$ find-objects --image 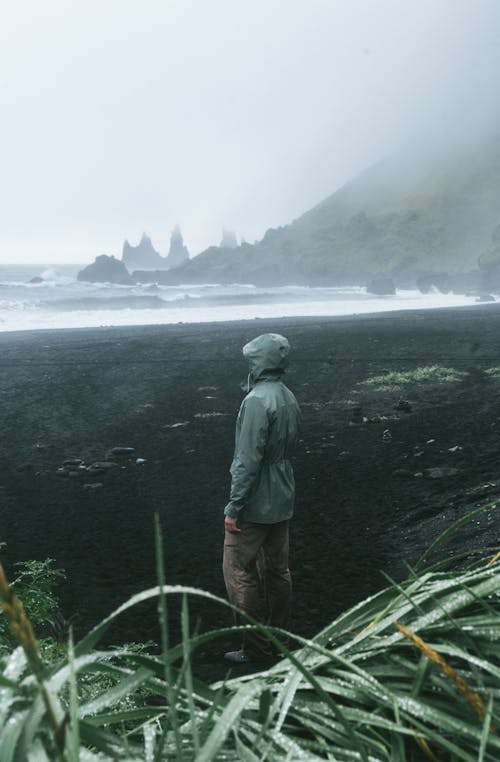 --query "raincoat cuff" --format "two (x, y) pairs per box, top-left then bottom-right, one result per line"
(224, 503), (240, 518)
